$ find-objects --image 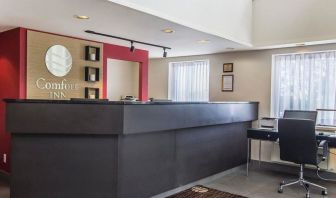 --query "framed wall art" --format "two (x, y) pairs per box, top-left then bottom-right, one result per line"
(223, 63), (233, 72)
(222, 75), (234, 92)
